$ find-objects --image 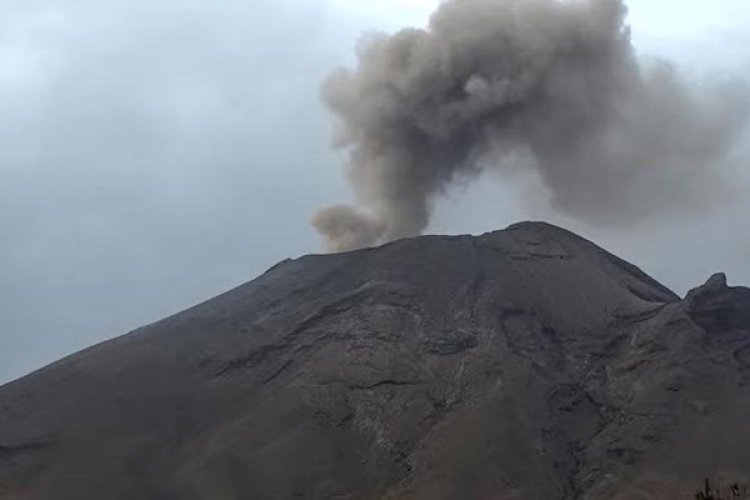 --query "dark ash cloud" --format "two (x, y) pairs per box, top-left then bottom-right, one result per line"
(315, 0), (749, 251)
